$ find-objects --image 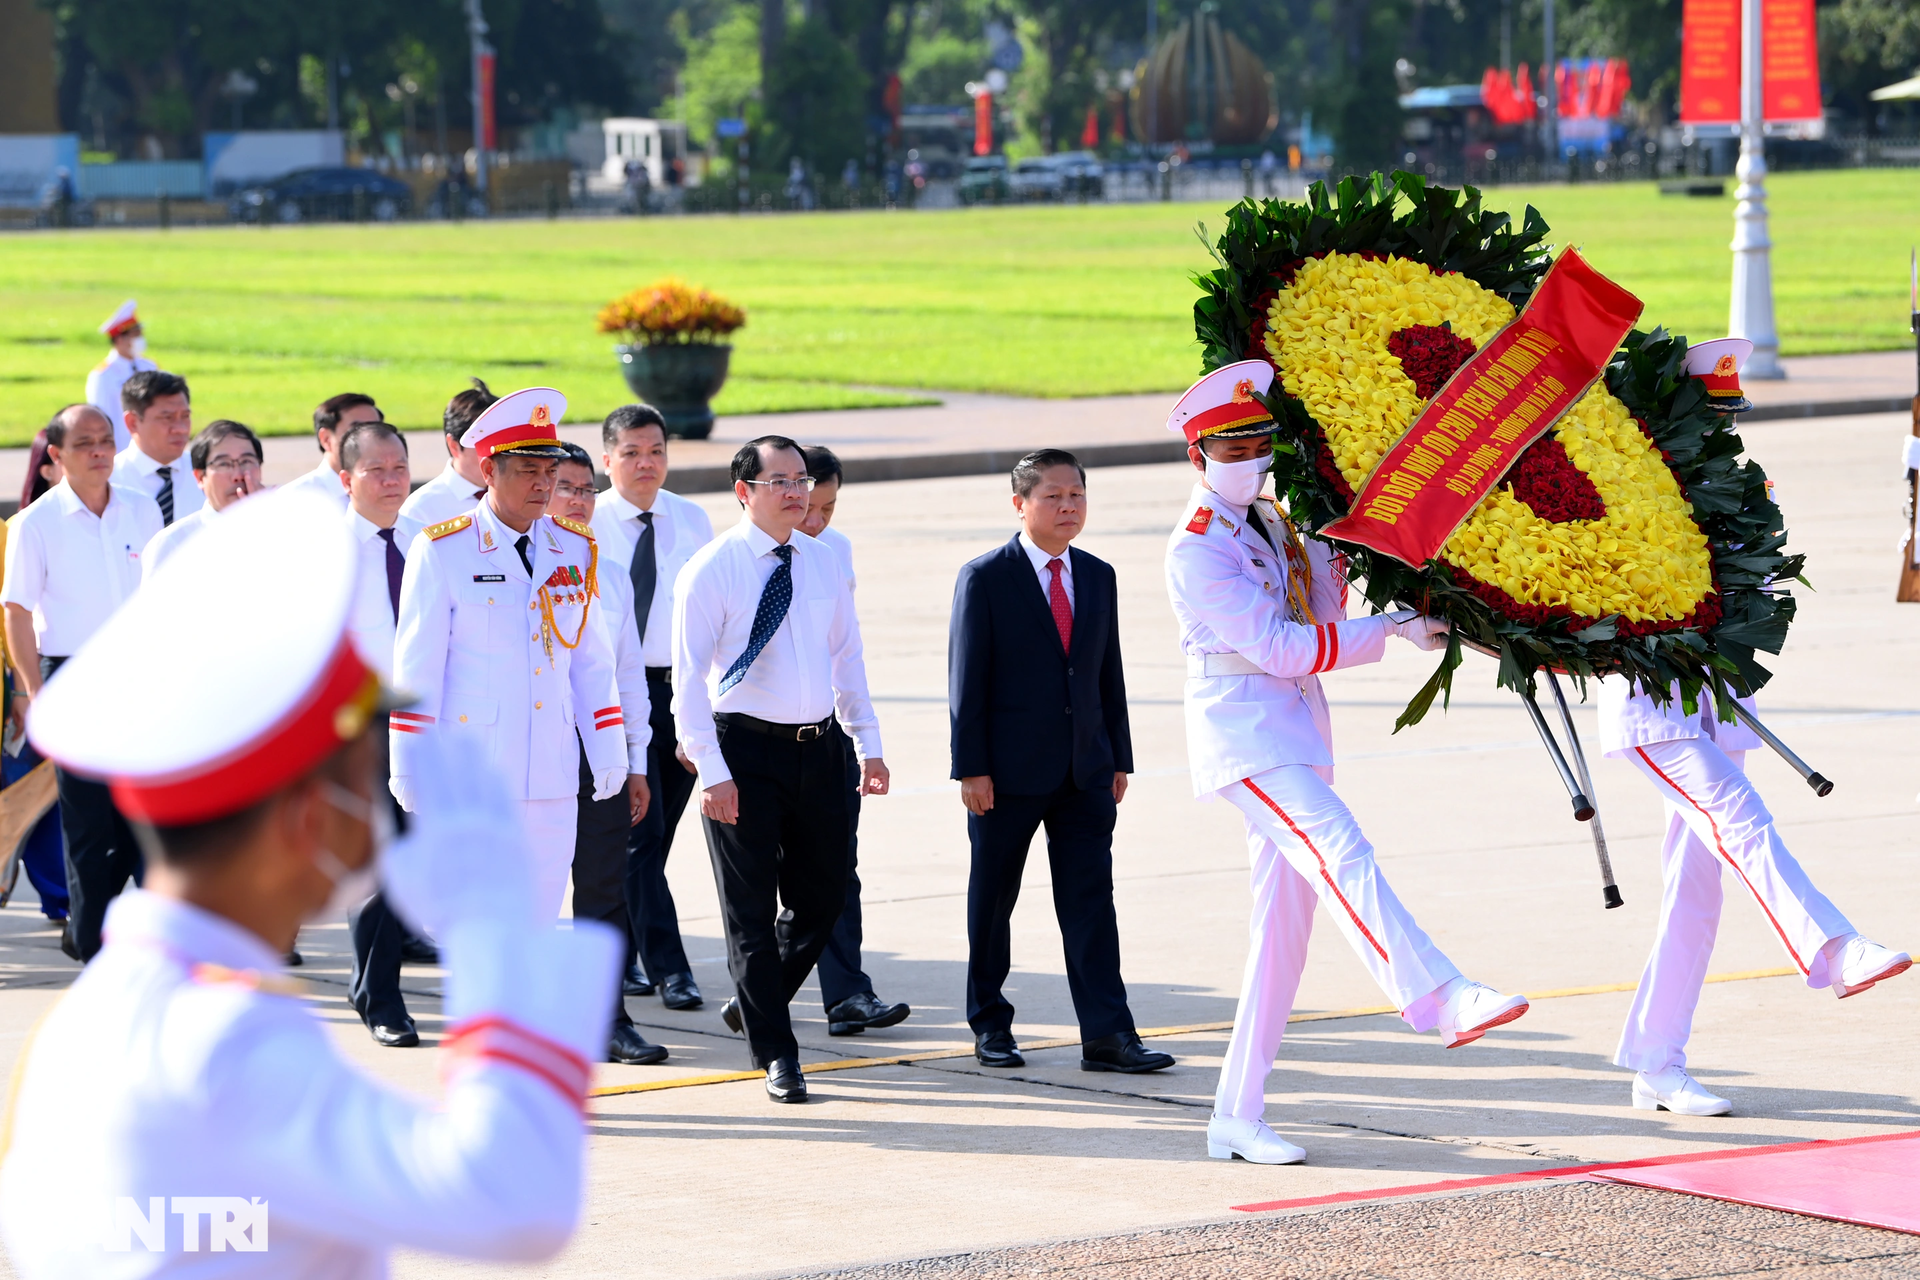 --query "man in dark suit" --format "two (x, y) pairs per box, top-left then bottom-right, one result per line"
(949, 448), (1174, 1075)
